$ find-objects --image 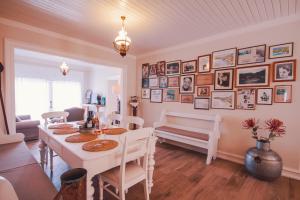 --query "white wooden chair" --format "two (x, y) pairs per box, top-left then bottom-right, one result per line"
(99, 127), (153, 200)
(124, 116), (144, 130)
